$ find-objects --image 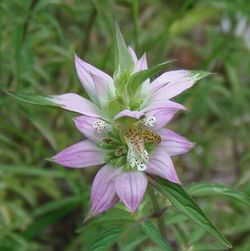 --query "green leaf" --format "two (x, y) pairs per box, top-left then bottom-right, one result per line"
(190, 243), (226, 251)
(0, 164), (64, 178)
(32, 196), (83, 217)
(122, 234), (147, 251)
(149, 176), (232, 248)
(187, 226), (206, 245)
(127, 61), (173, 96)
(114, 23), (134, 75)
(93, 0), (114, 37)
(22, 204), (77, 239)
(5, 91), (56, 107)
(140, 221), (173, 251)
(21, 106), (57, 149)
(187, 182), (250, 206)
(187, 70), (213, 80)
(82, 208), (135, 228)
(85, 226), (125, 251)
